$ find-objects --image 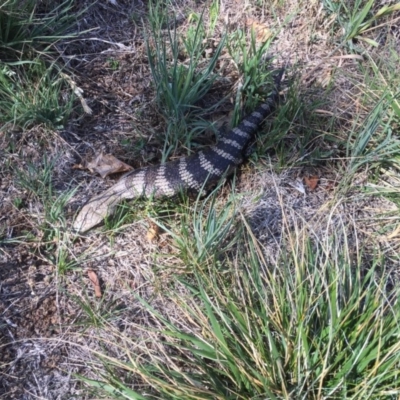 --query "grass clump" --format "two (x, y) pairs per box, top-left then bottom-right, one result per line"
(0, 0), (81, 129)
(322, 0), (400, 48)
(79, 193), (400, 399)
(147, 4), (226, 159)
(13, 154), (78, 273)
(346, 96), (400, 177)
(0, 0), (78, 61)
(227, 28), (275, 120)
(0, 61), (75, 129)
